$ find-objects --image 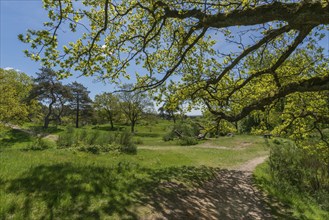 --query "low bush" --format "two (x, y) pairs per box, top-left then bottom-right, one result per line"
(85, 131), (100, 145)
(117, 131), (137, 154)
(79, 144), (101, 154)
(57, 127), (76, 148)
(163, 133), (174, 142)
(254, 163), (329, 219)
(163, 121), (200, 146)
(26, 138), (55, 151)
(57, 128), (137, 154)
(179, 136), (198, 146)
(77, 144), (118, 154)
(269, 139), (329, 192)
(134, 138), (143, 145)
